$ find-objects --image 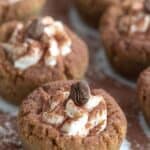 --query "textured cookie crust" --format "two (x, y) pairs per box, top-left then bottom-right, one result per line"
(74, 0), (130, 27)
(0, 0), (46, 24)
(100, 5), (150, 78)
(0, 112), (22, 150)
(18, 81), (127, 150)
(137, 67), (150, 126)
(0, 21), (89, 104)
